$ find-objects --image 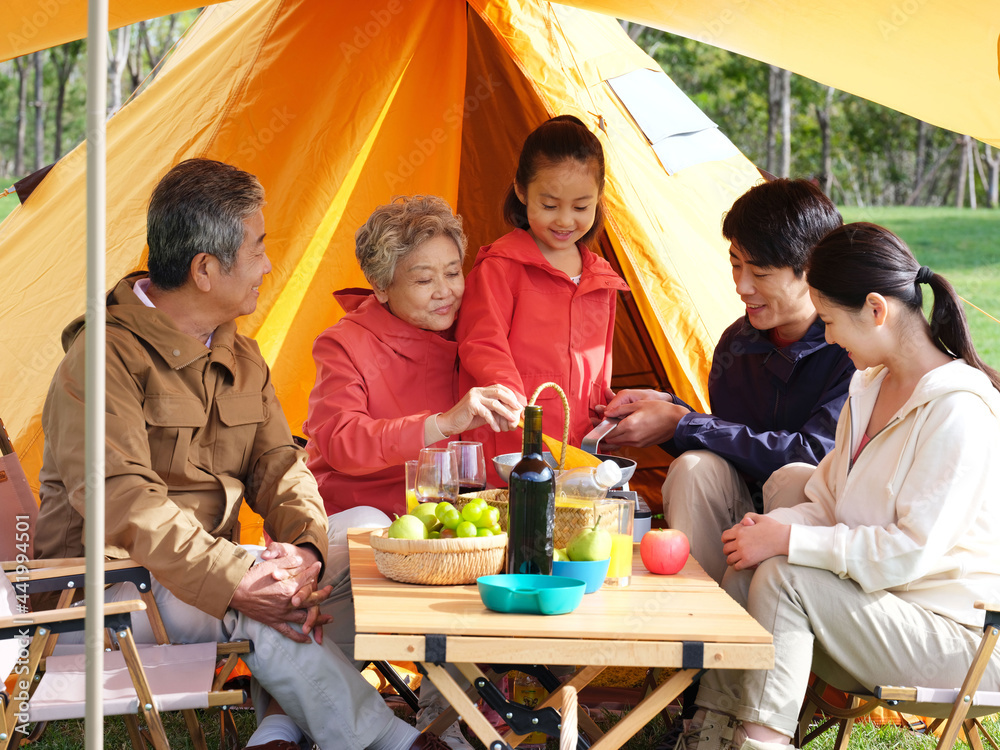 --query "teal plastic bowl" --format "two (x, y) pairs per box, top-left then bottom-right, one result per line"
(477, 574), (585, 615)
(552, 558), (610, 594)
